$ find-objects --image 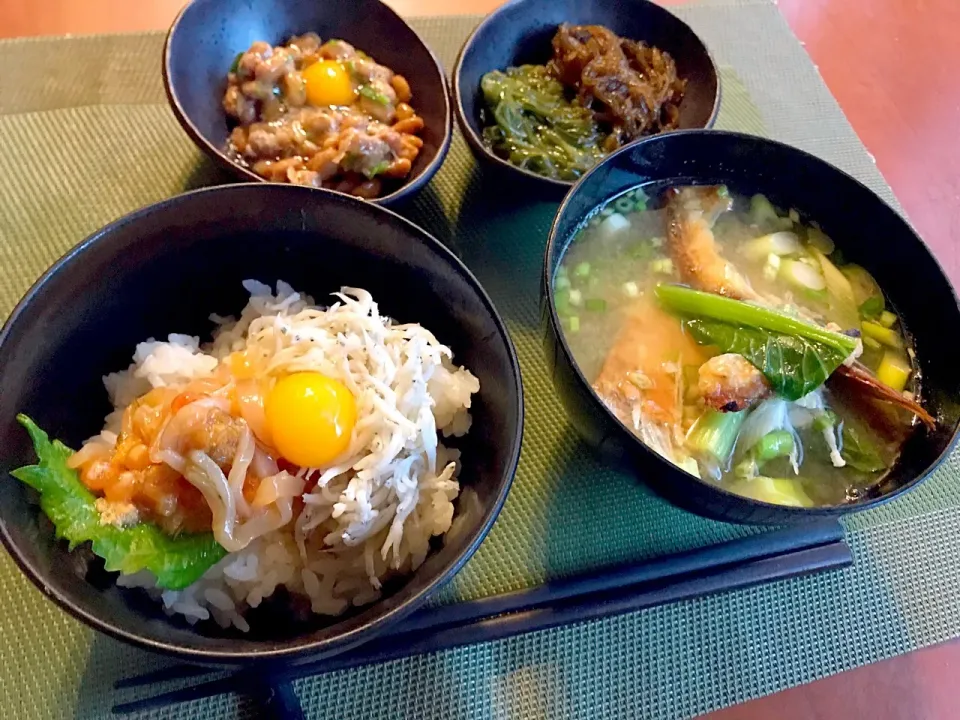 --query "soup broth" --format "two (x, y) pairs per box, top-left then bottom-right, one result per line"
(555, 184), (925, 507)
